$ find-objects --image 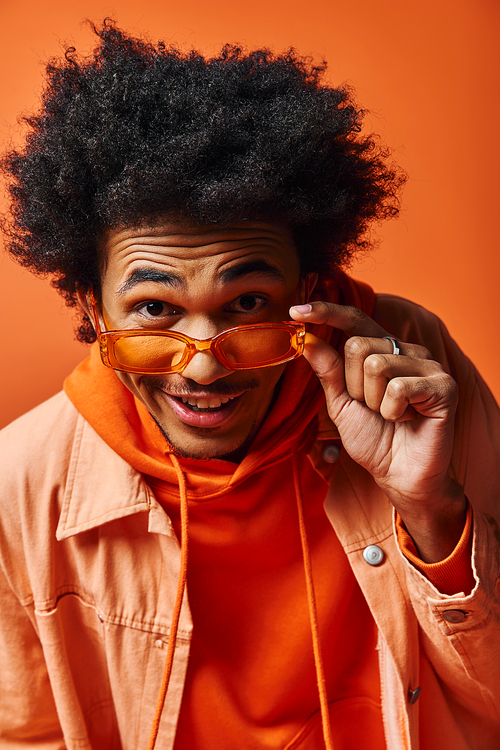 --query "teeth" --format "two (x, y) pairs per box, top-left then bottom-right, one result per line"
(181, 396), (233, 409)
